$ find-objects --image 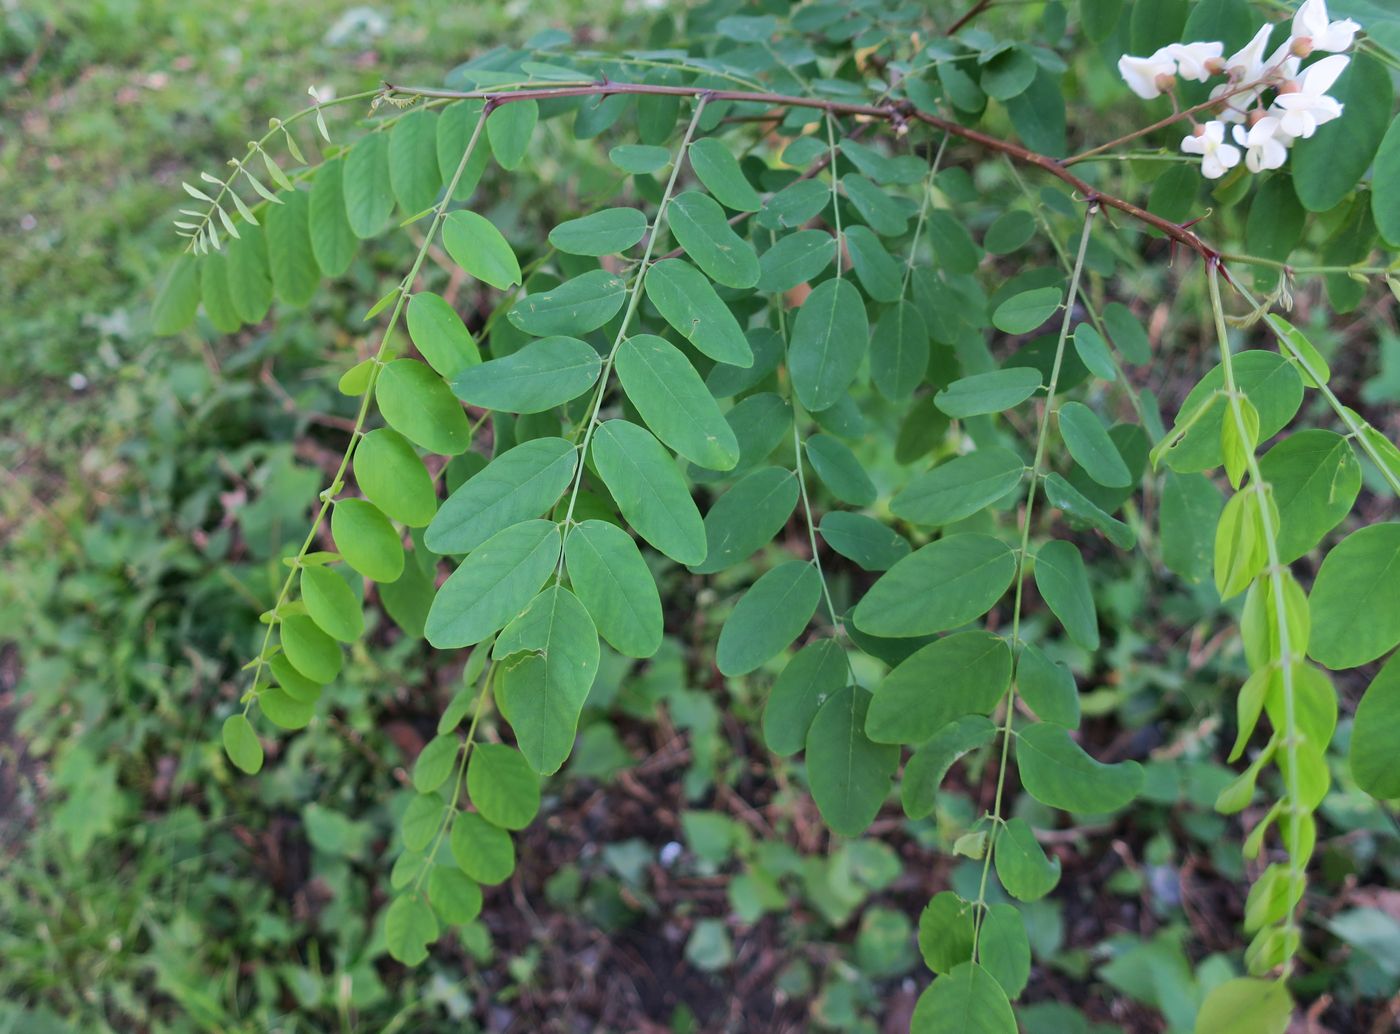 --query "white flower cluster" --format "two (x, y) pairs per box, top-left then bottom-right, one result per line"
(1116, 0), (1361, 179)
